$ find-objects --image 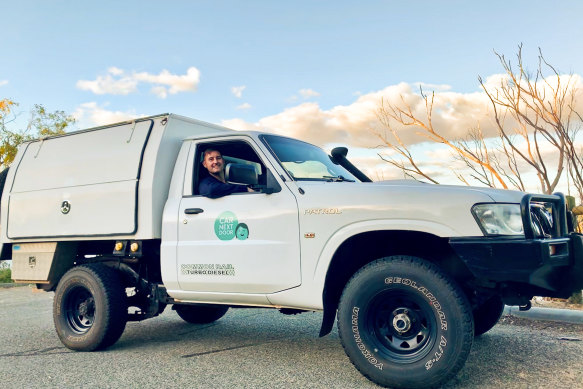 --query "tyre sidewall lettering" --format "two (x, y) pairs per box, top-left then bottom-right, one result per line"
(347, 271), (452, 374)
(384, 276), (448, 331)
(382, 275), (450, 371)
(338, 257), (473, 388)
(351, 306), (384, 370)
